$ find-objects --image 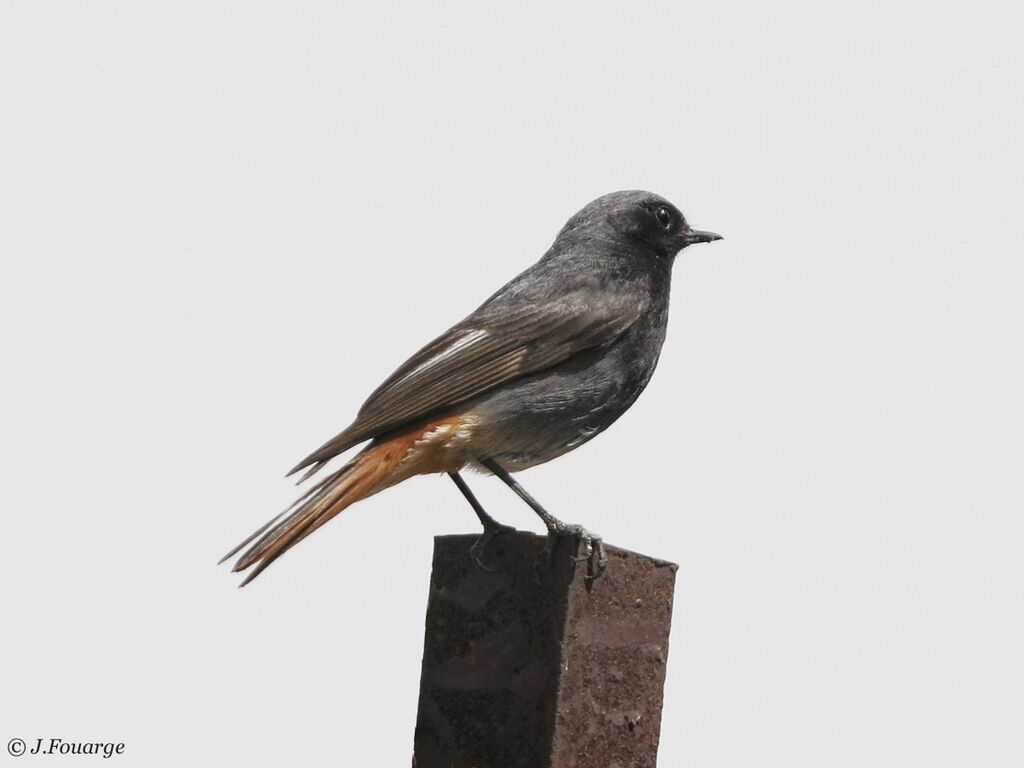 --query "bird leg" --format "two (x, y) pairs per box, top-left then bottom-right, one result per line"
(480, 457), (608, 582)
(448, 471), (516, 572)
